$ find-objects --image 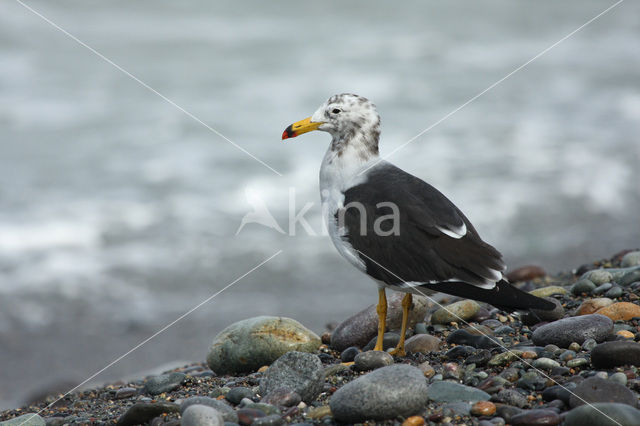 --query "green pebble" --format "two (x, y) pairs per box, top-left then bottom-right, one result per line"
(567, 358), (589, 368)
(571, 279), (596, 295)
